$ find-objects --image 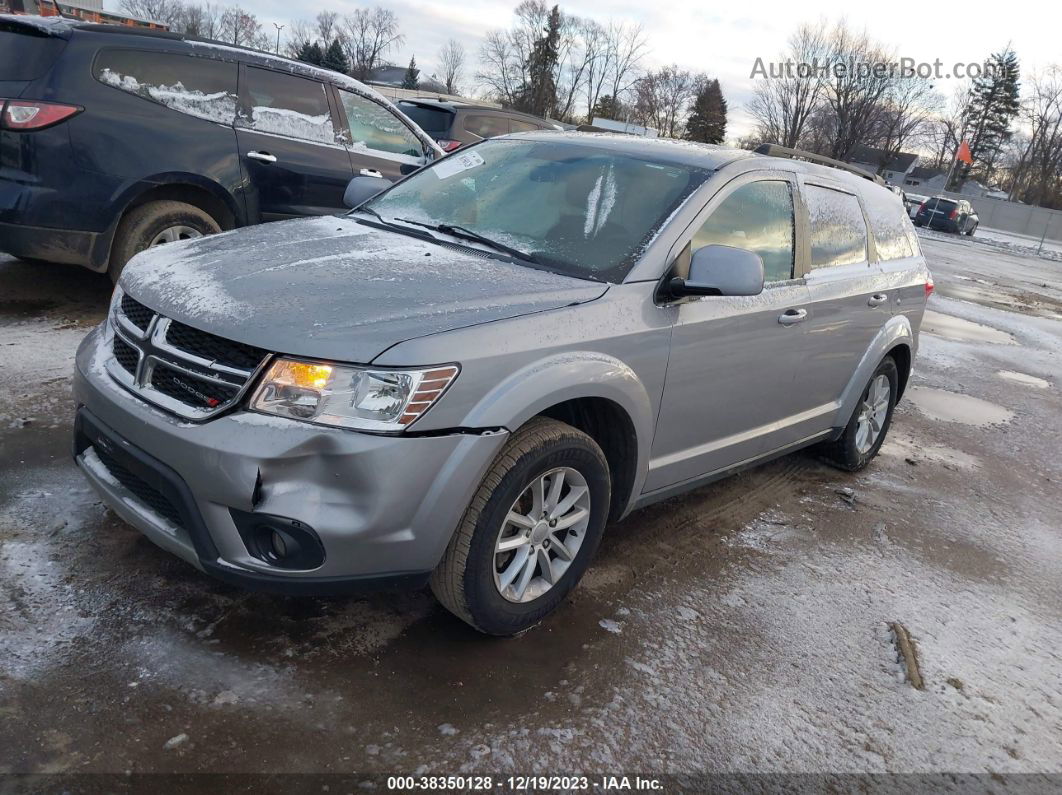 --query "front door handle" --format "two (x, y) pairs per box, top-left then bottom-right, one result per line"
(247, 151), (277, 163)
(867, 293), (889, 307)
(778, 308), (808, 326)
(359, 168), (383, 178)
